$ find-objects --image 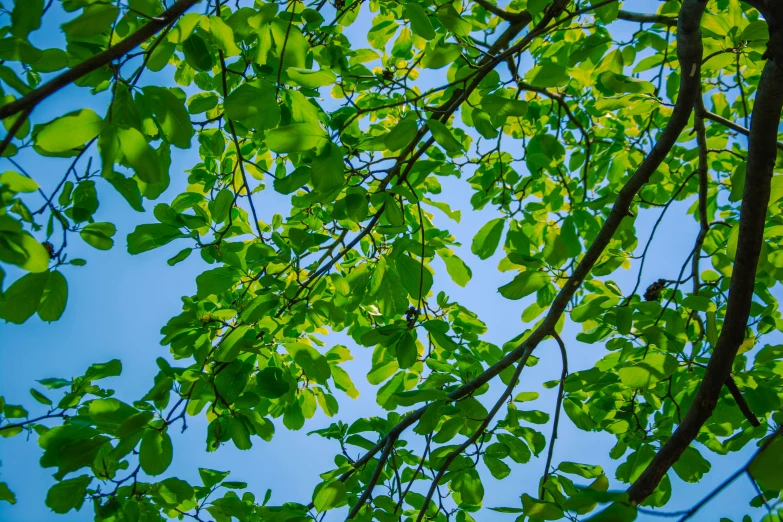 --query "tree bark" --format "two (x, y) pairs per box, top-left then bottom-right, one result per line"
(627, 56), (783, 506)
